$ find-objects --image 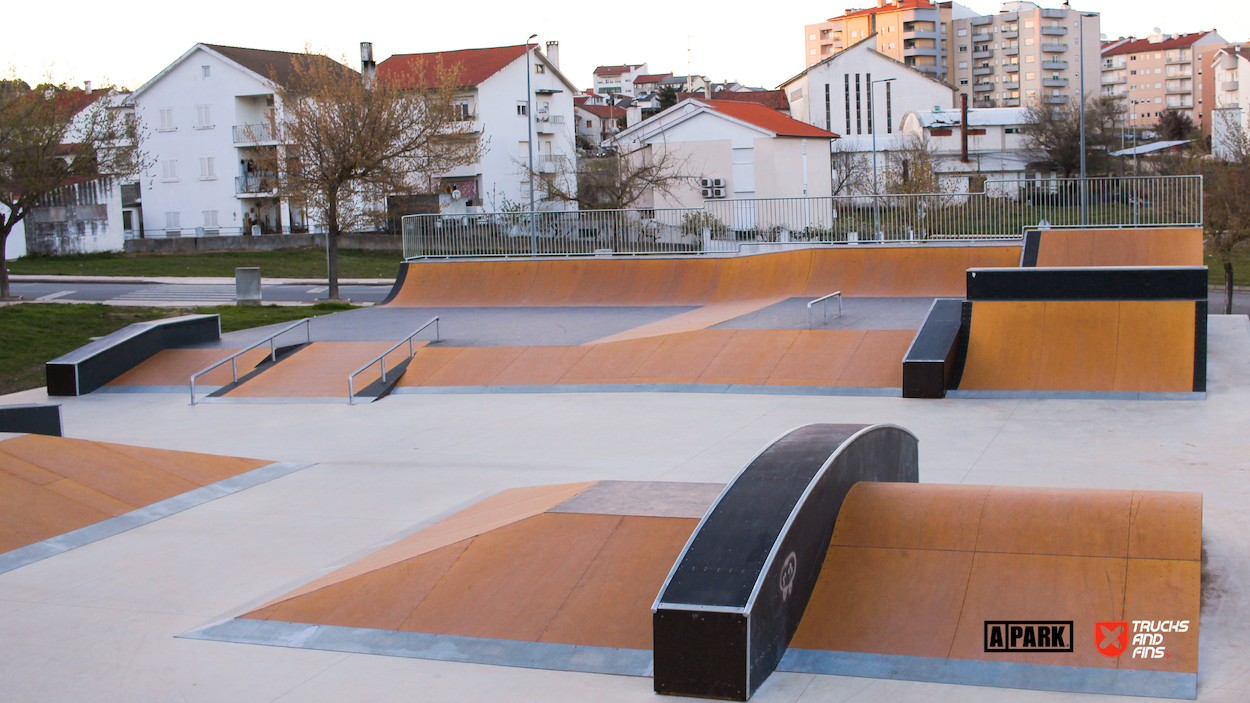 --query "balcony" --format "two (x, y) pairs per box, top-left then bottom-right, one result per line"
(1041, 44), (1067, 53)
(1004, 64), (1020, 73)
(1044, 95), (1070, 104)
(1166, 82), (1193, 95)
(974, 83), (995, 92)
(232, 123), (277, 144)
(1224, 81), (1240, 92)
(1002, 31), (1019, 39)
(1040, 7), (1068, 17)
(1102, 74), (1127, 85)
(970, 16), (993, 26)
(972, 34), (992, 43)
(535, 114), (565, 134)
(1041, 27), (1068, 35)
(973, 67), (995, 76)
(235, 173), (277, 196)
(1166, 53), (1191, 65)
(1002, 80), (1021, 89)
(1003, 47), (1019, 56)
(1043, 60), (1068, 70)
(1043, 78), (1069, 87)
(903, 30), (940, 40)
(973, 51), (993, 59)
(1166, 67), (1192, 78)
(1003, 98), (1022, 106)
(537, 154), (567, 173)
(903, 46), (941, 57)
